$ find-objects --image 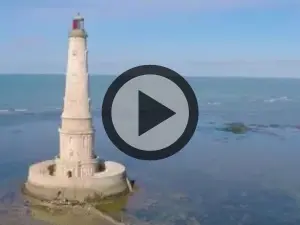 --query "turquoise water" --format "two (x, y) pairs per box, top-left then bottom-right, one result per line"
(1, 75), (300, 224)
